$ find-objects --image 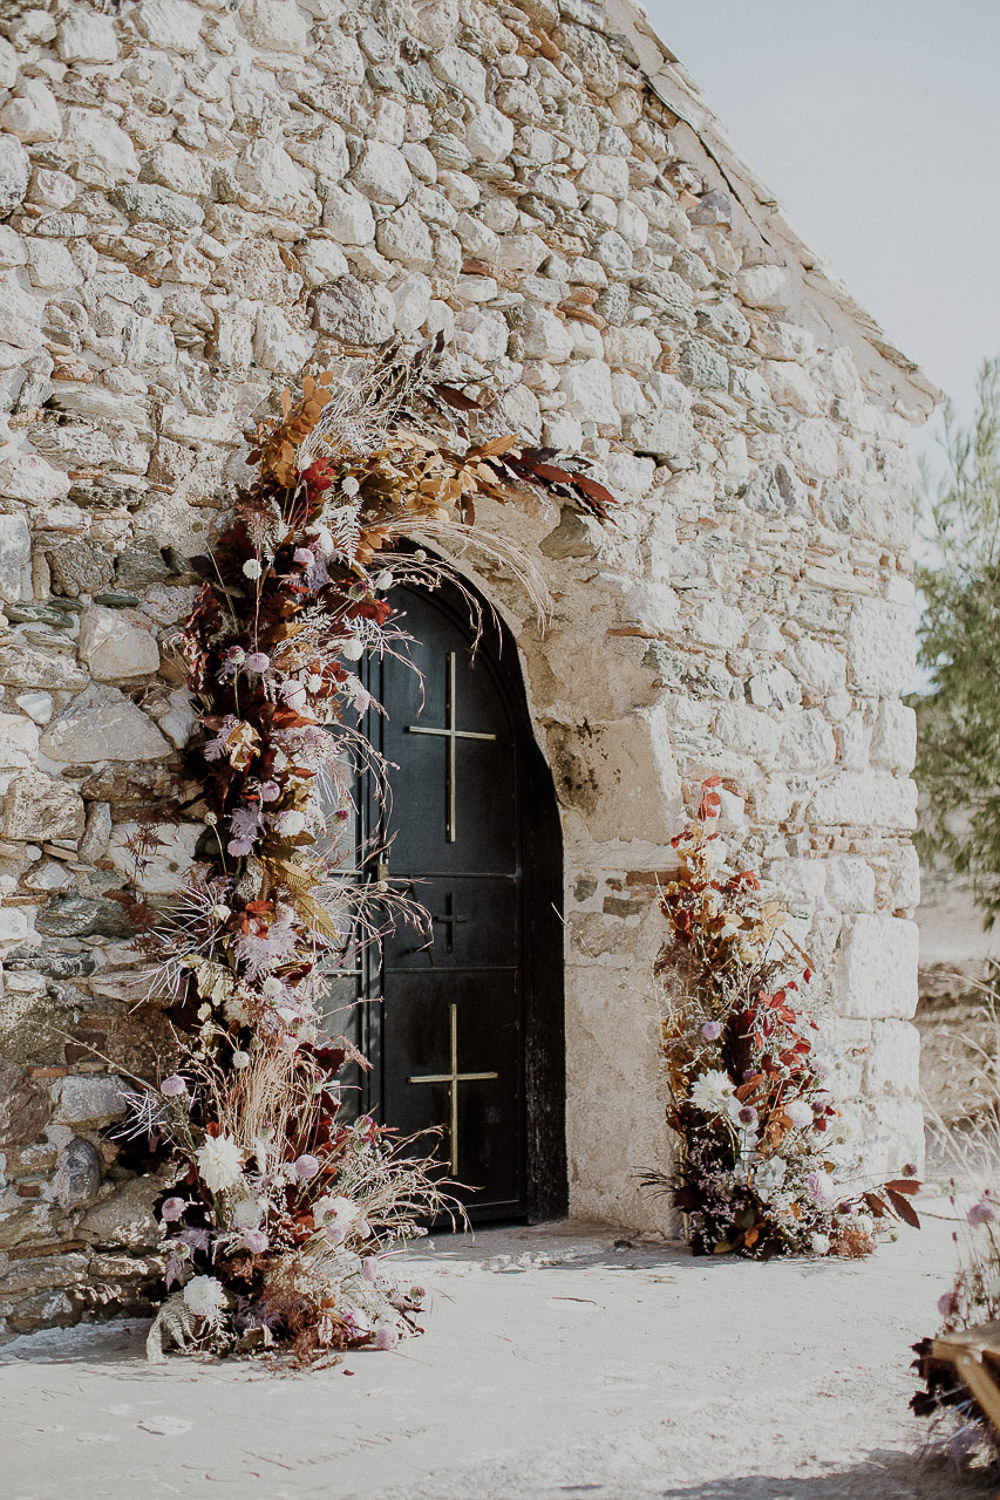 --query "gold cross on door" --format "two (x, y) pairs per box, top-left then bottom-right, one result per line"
(405, 651), (496, 842)
(407, 1002), (498, 1174)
